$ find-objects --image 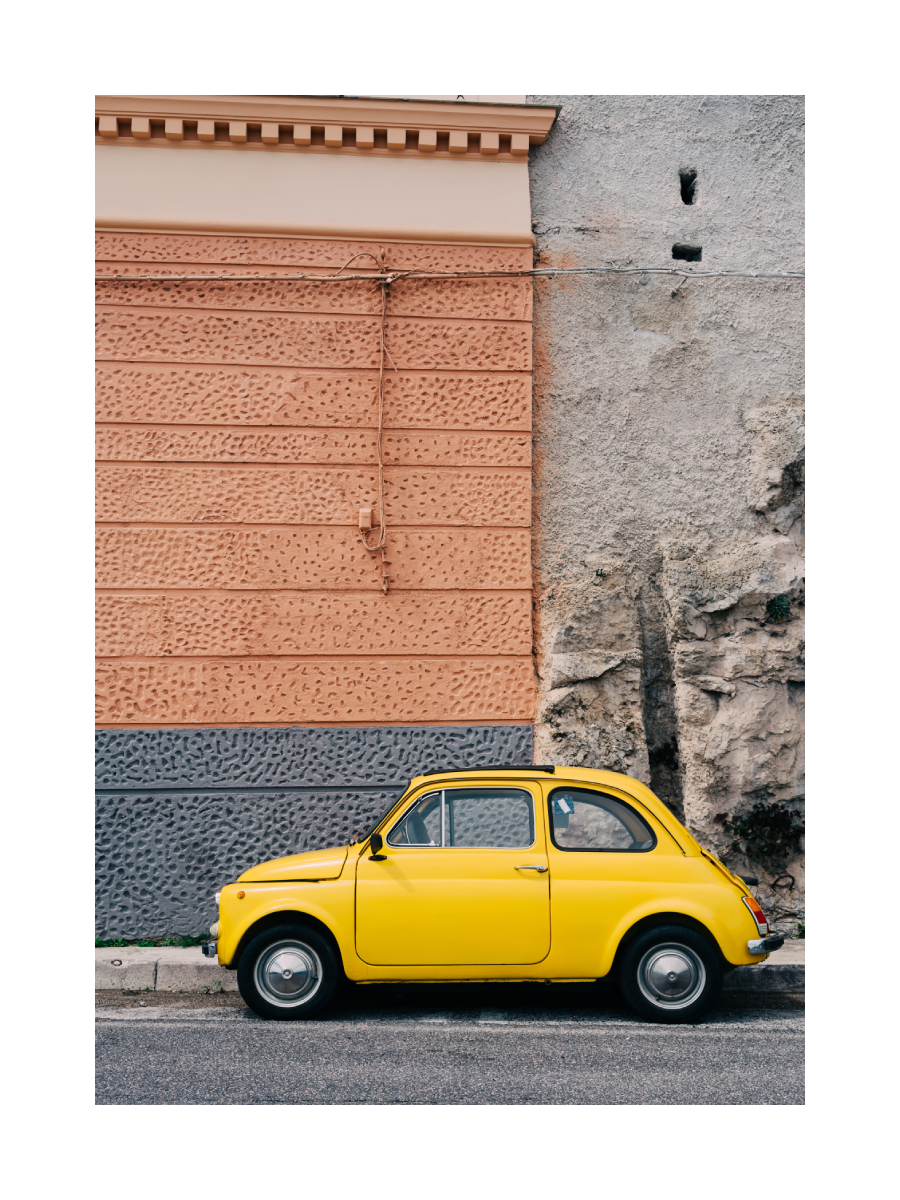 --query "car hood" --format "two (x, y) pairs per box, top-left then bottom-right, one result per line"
(237, 845), (349, 883)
